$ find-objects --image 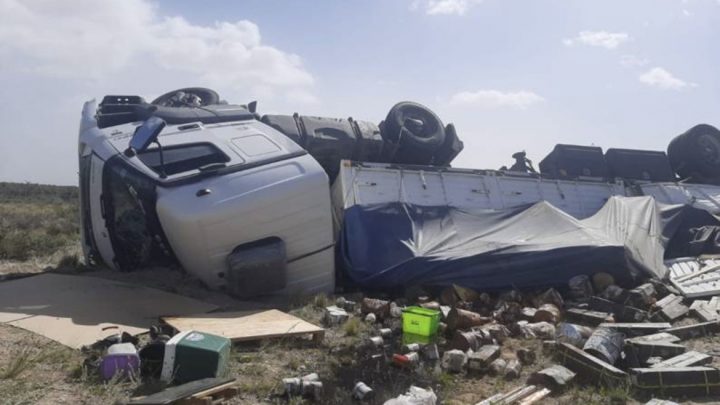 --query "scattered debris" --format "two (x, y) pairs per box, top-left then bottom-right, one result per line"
(555, 342), (628, 386)
(556, 323), (594, 347)
(648, 350), (713, 369)
(533, 303), (561, 324)
(100, 342), (140, 381)
(625, 341), (687, 367)
(568, 275), (594, 299)
(598, 322), (671, 337)
(467, 345), (500, 371)
(325, 306), (350, 326)
(446, 307), (491, 330)
(128, 377), (237, 405)
(504, 358), (522, 380)
(516, 347), (536, 365)
(441, 349), (467, 373)
(383, 386), (437, 405)
(644, 399), (679, 405)
(421, 343), (440, 360)
(689, 300), (719, 322)
(565, 308), (614, 326)
(160, 330), (232, 383)
(478, 385), (540, 405)
(365, 312), (377, 324)
(664, 320), (720, 340)
(528, 364), (576, 390)
(626, 332), (680, 345)
(369, 336), (385, 348)
(379, 327), (393, 337)
(583, 327), (624, 365)
(631, 367), (720, 396)
(362, 298), (391, 318)
(488, 358), (507, 376)
(651, 294), (689, 321)
(353, 382), (374, 400)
